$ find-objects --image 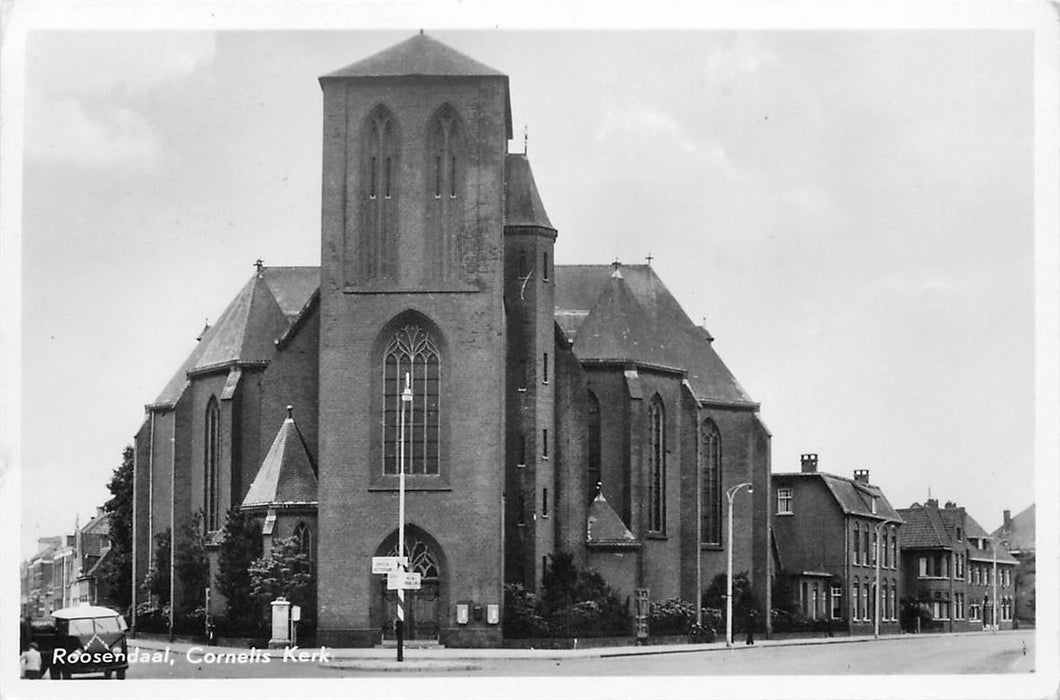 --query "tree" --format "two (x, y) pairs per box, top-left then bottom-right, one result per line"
(142, 528), (171, 605)
(216, 508), (263, 632)
(249, 536), (316, 631)
(97, 446), (133, 611)
(174, 512), (209, 617)
(703, 571), (755, 631)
